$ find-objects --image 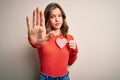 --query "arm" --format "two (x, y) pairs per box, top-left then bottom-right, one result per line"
(68, 46), (78, 66)
(68, 35), (78, 66)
